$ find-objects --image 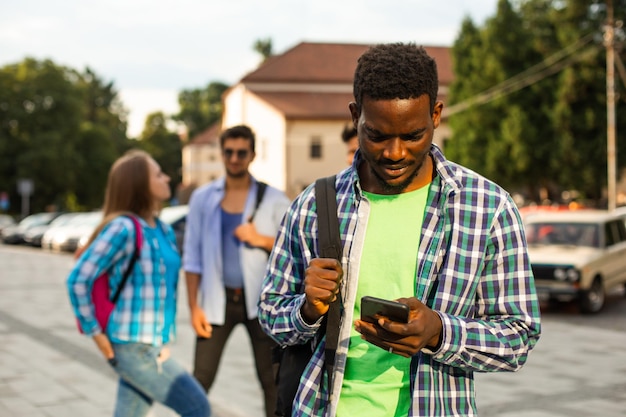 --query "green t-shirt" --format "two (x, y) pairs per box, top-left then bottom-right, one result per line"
(337, 184), (429, 417)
